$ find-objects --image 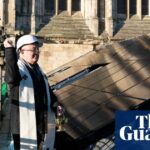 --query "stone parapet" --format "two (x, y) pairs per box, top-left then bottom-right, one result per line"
(38, 43), (93, 73)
